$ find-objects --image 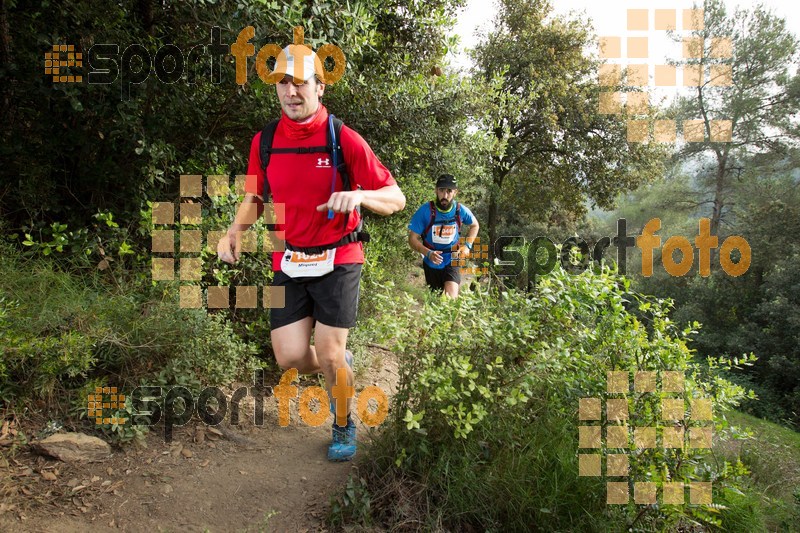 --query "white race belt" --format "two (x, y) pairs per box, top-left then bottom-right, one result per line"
(280, 248), (336, 278)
